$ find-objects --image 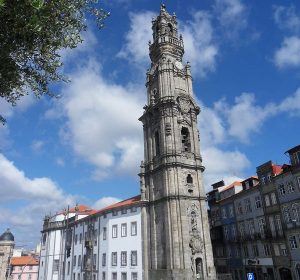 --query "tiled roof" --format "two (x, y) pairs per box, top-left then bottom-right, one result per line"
(96, 195), (141, 214)
(220, 181), (241, 192)
(58, 205), (96, 215)
(11, 256), (39, 266)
